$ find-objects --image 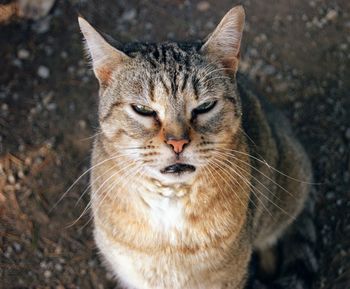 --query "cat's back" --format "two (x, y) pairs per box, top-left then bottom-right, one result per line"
(237, 73), (312, 248)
